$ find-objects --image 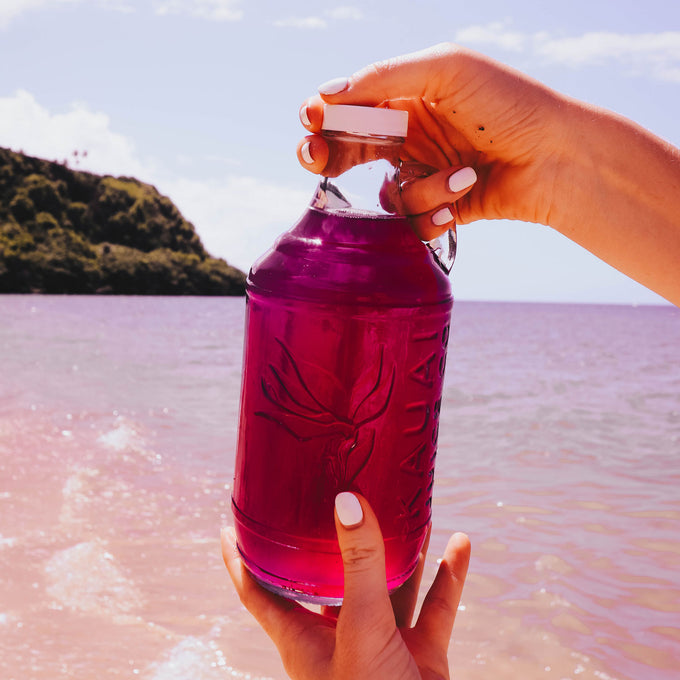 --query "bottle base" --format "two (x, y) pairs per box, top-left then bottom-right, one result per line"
(233, 507), (424, 605)
(245, 563), (345, 606)
(240, 549), (417, 606)
(232, 499), (428, 605)
(234, 534), (345, 605)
